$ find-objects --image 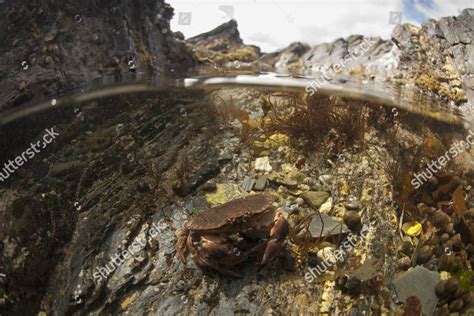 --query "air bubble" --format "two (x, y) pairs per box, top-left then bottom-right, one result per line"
(128, 59), (136, 71)
(74, 108), (82, 117)
(74, 14), (82, 23)
(51, 99), (57, 106)
(21, 61), (29, 70)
